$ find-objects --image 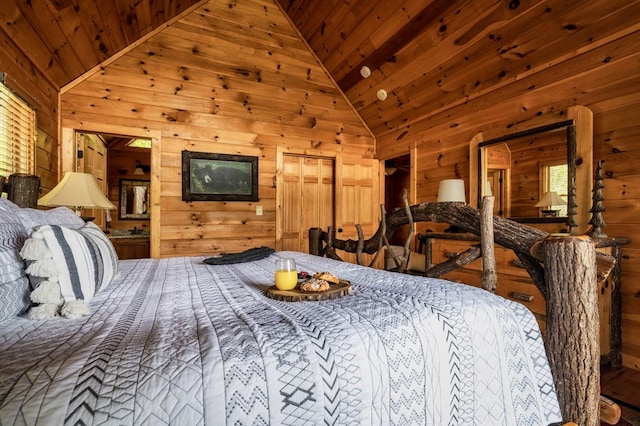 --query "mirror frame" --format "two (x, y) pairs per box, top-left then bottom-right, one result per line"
(470, 106), (593, 234)
(119, 178), (151, 220)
